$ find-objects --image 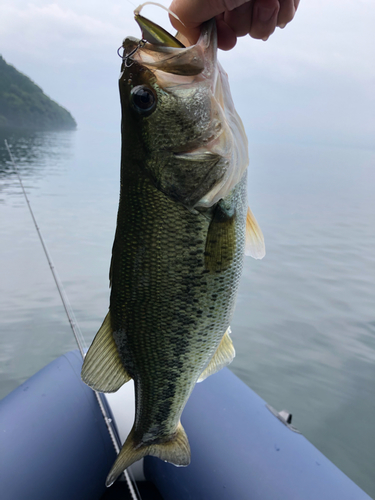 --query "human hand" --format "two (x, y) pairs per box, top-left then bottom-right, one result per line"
(169, 0), (300, 50)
